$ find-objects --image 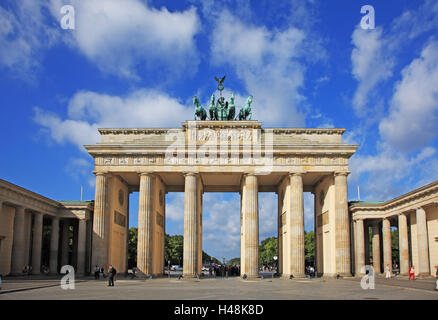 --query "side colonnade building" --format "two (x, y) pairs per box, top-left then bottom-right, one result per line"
(0, 179), (93, 276)
(350, 180), (438, 277)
